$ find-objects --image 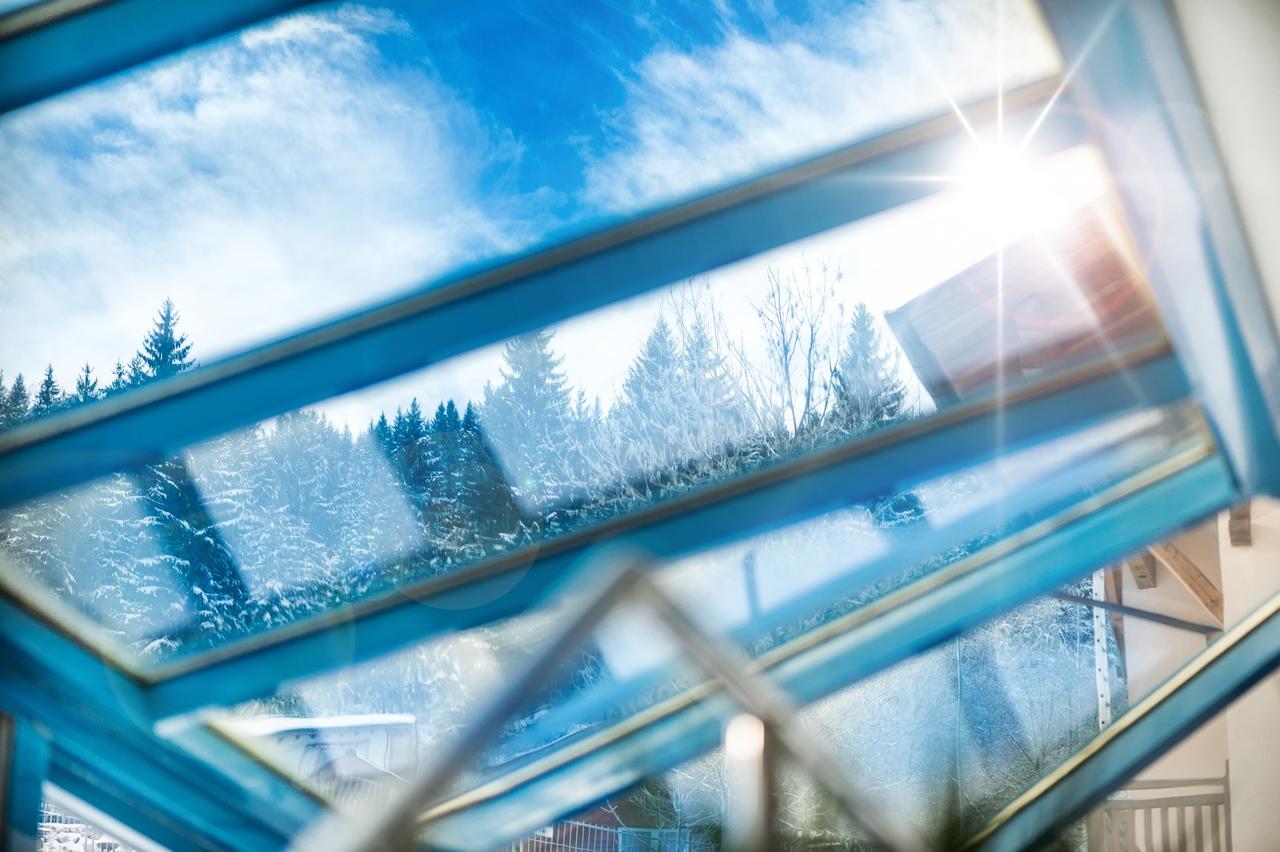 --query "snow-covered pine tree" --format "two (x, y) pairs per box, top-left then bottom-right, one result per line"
(3, 373), (27, 424)
(611, 316), (683, 470)
(136, 455), (253, 645)
(73, 363), (99, 406)
(390, 400), (431, 508)
(828, 303), (908, 437)
(370, 412), (394, 458)
(340, 428), (426, 595)
(126, 355), (149, 387)
(106, 361), (129, 395)
(138, 299), (195, 381)
(226, 411), (354, 616)
(480, 329), (584, 517)
(457, 402), (523, 557)
(31, 365), (63, 417)
(826, 303), (923, 526)
(423, 400), (469, 561)
(677, 315), (747, 459)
